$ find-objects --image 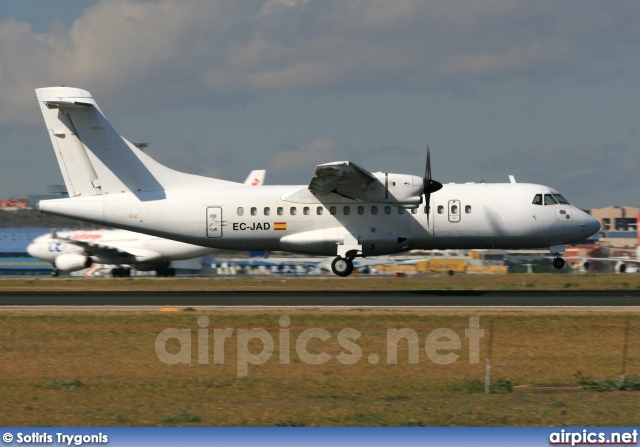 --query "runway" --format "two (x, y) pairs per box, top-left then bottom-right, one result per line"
(0, 290), (639, 307)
